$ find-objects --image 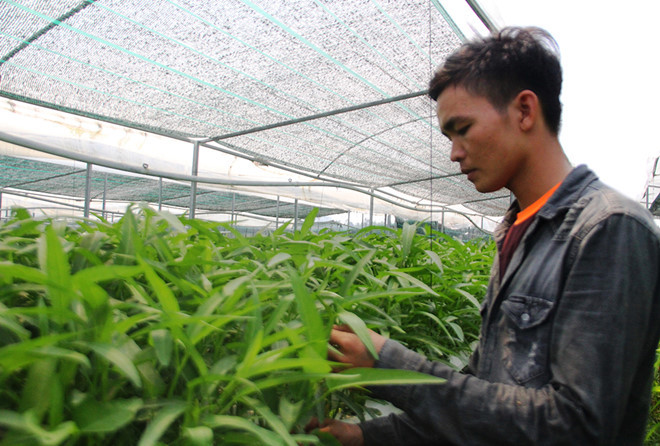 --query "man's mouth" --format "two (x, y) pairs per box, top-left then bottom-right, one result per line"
(461, 168), (476, 181)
